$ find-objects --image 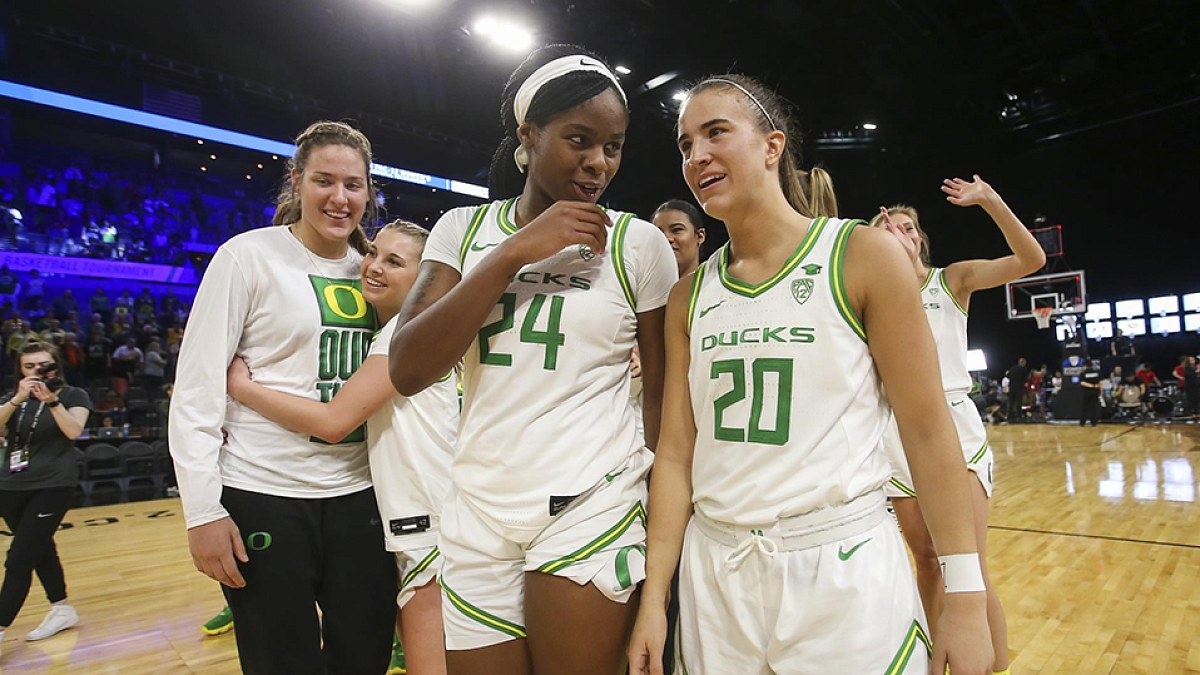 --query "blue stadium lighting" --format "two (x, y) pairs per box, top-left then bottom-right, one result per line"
(0, 79), (489, 199)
